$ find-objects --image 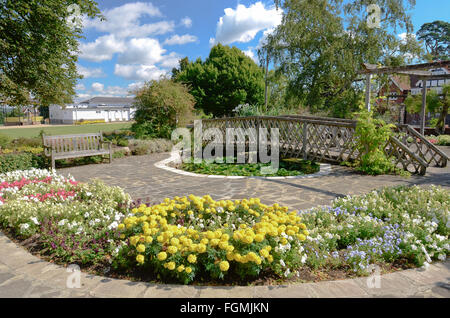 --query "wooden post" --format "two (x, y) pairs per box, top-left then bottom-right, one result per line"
(302, 122), (308, 160)
(420, 77), (427, 135)
(365, 74), (372, 111)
